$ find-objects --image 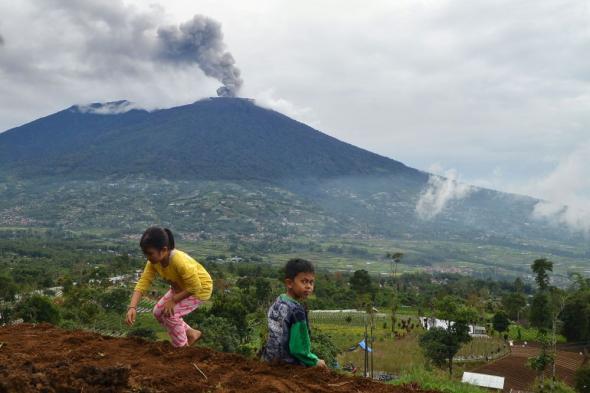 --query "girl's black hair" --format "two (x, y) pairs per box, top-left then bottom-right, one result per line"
(140, 227), (175, 251)
(284, 258), (315, 280)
